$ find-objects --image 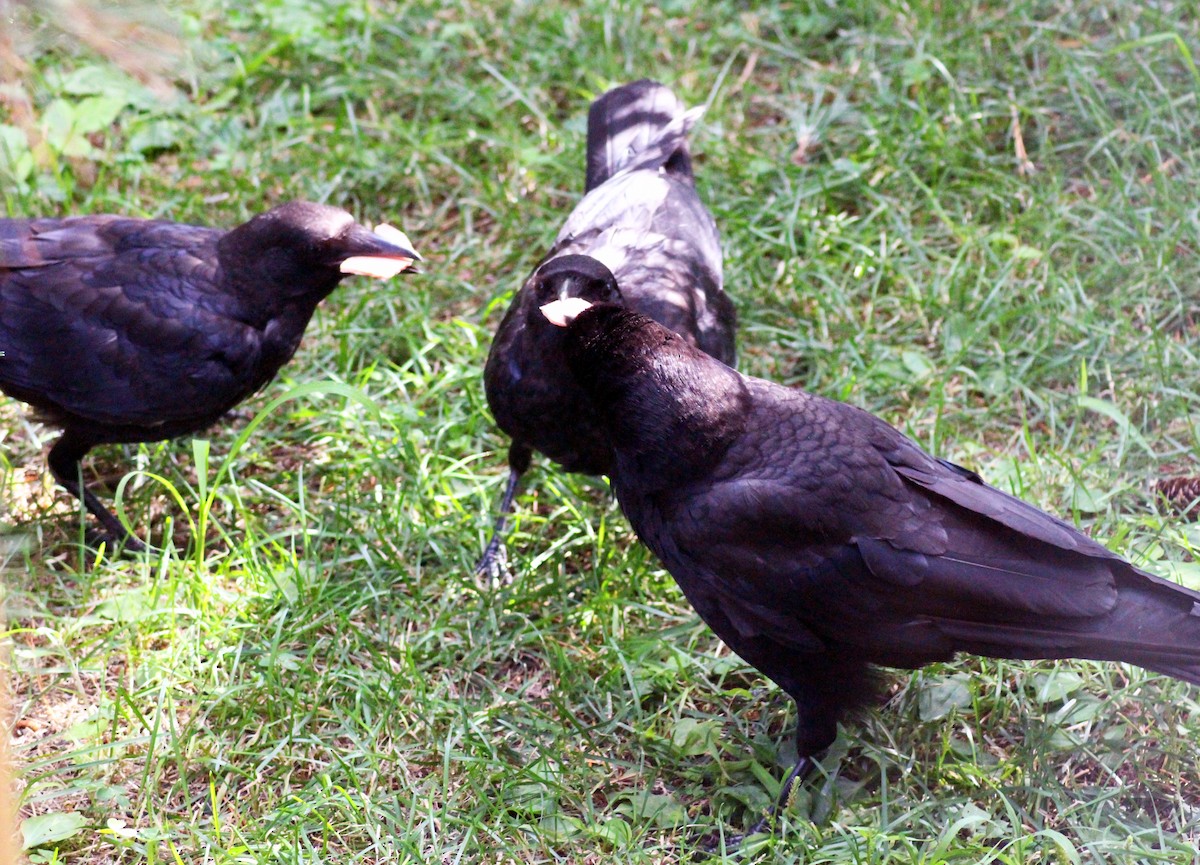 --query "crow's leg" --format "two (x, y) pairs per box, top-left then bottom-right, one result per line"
(474, 442), (531, 583)
(698, 754), (817, 855)
(747, 755), (814, 836)
(699, 674), (846, 854)
(47, 430), (145, 551)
